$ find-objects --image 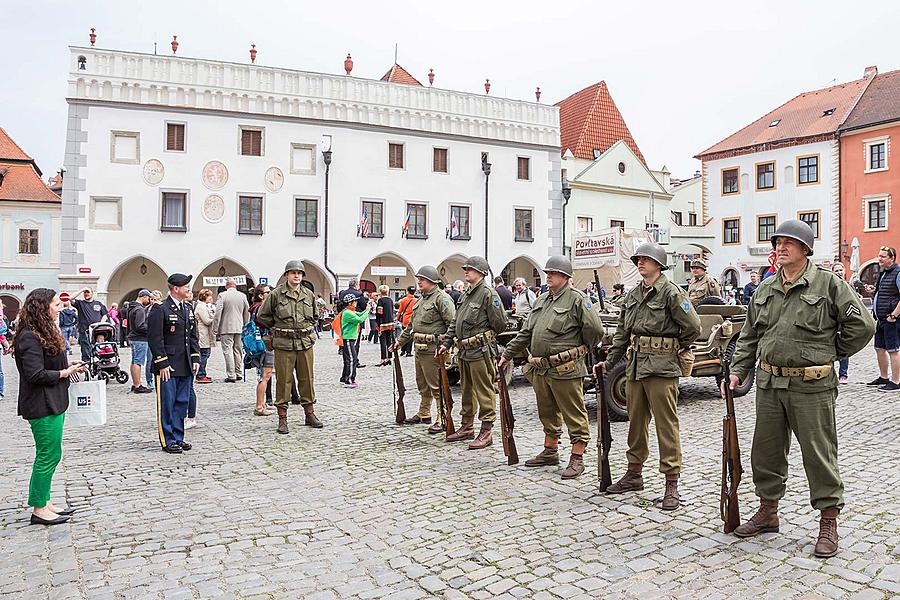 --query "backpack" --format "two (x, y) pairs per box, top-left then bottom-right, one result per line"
(242, 320), (267, 369)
